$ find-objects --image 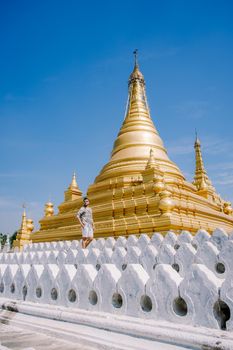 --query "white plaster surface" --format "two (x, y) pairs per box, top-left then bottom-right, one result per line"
(146, 264), (182, 322)
(157, 243), (176, 264)
(150, 232), (164, 247)
(1, 229), (233, 332)
(0, 311), (199, 350)
(210, 228), (229, 250)
(192, 229), (210, 249)
(139, 244), (158, 276)
(174, 243), (196, 277)
(179, 264), (223, 329)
